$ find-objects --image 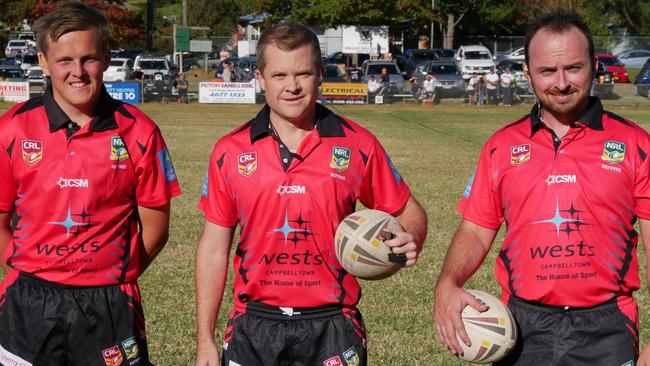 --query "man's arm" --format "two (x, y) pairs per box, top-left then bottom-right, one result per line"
(433, 219), (497, 355)
(195, 221), (234, 366)
(137, 204), (170, 274)
(0, 212), (11, 274)
(637, 218), (650, 366)
(383, 195), (428, 267)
